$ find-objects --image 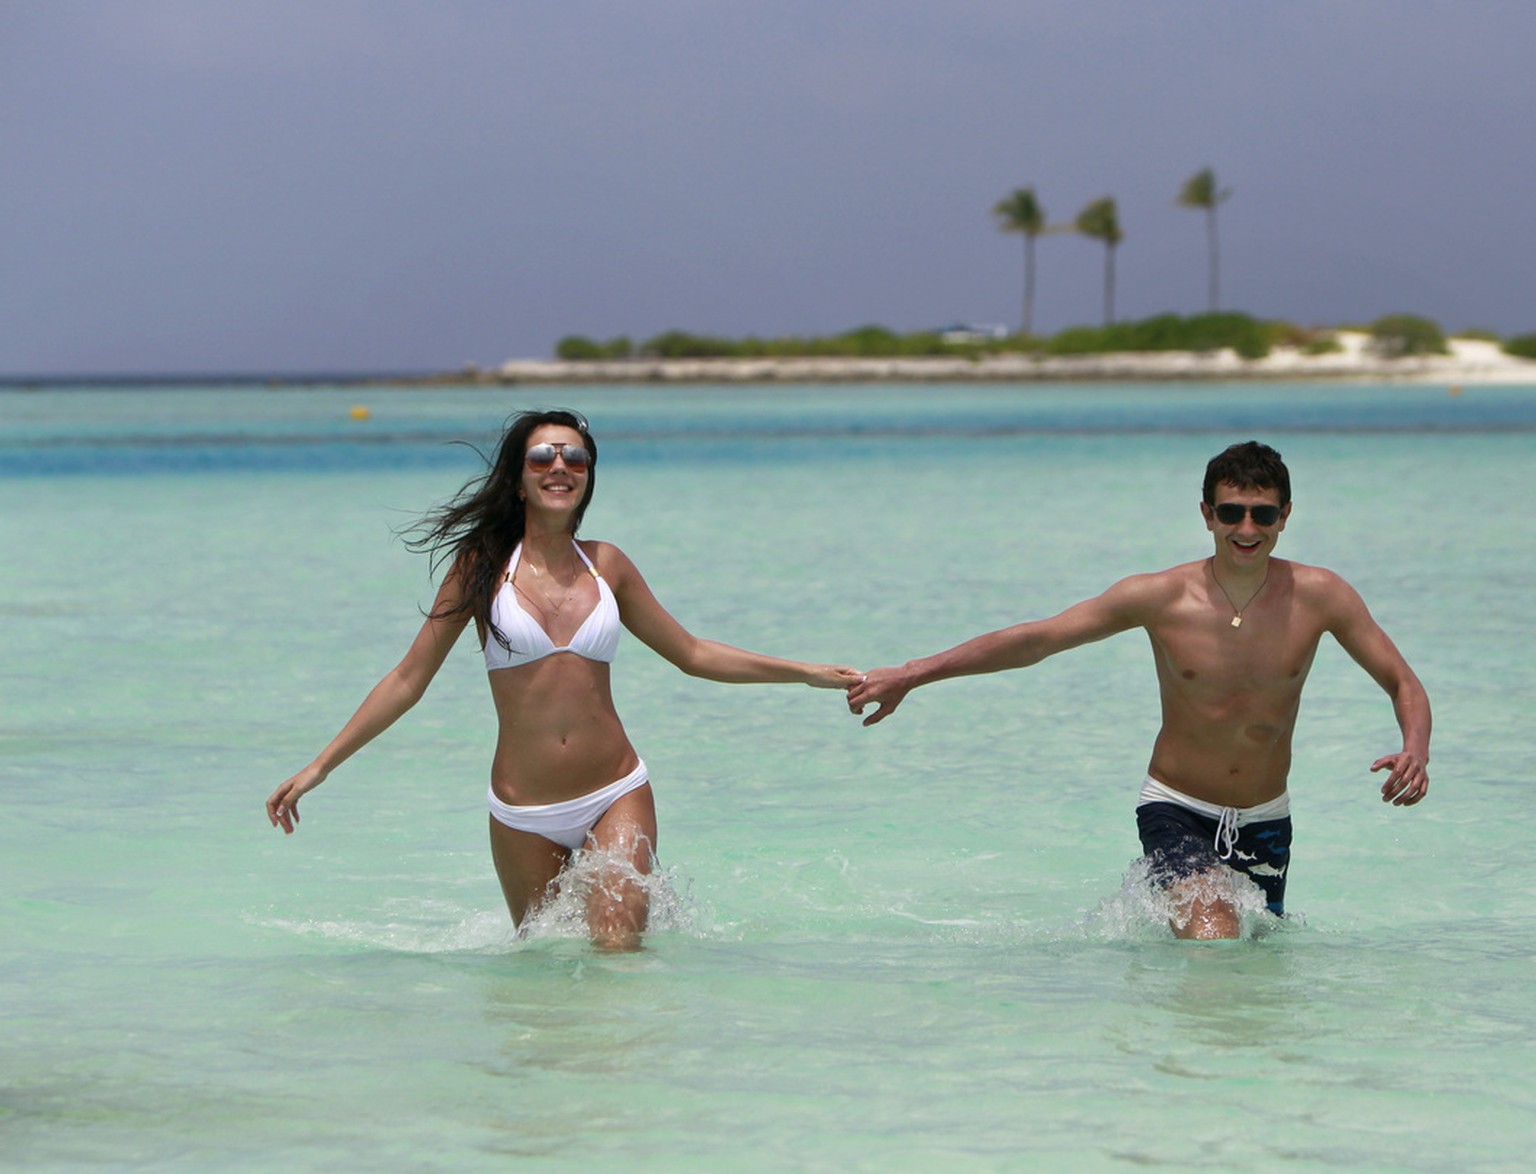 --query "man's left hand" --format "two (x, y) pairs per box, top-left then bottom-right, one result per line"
(1371, 752), (1429, 806)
